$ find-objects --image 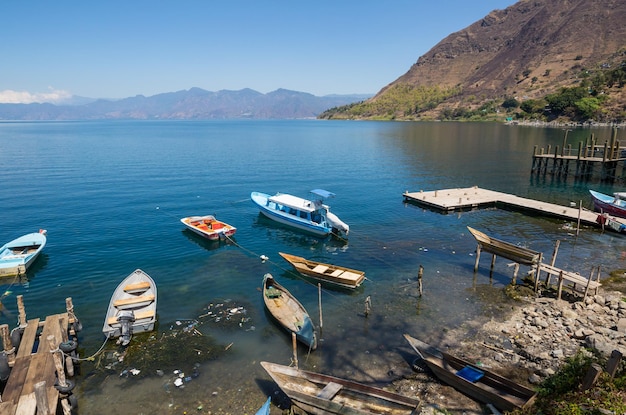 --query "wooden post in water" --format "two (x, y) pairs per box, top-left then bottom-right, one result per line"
(0, 324), (15, 366)
(557, 271), (564, 301)
(490, 254), (496, 277)
(364, 296), (371, 317)
(577, 201), (582, 236)
(473, 245), (482, 272)
(17, 295), (27, 327)
(511, 263), (520, 285)
(544, 240), (560, 286)
(318, 283), (323, 332)
(291, 332), (298, 369)
(417, 265), (423, 297)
